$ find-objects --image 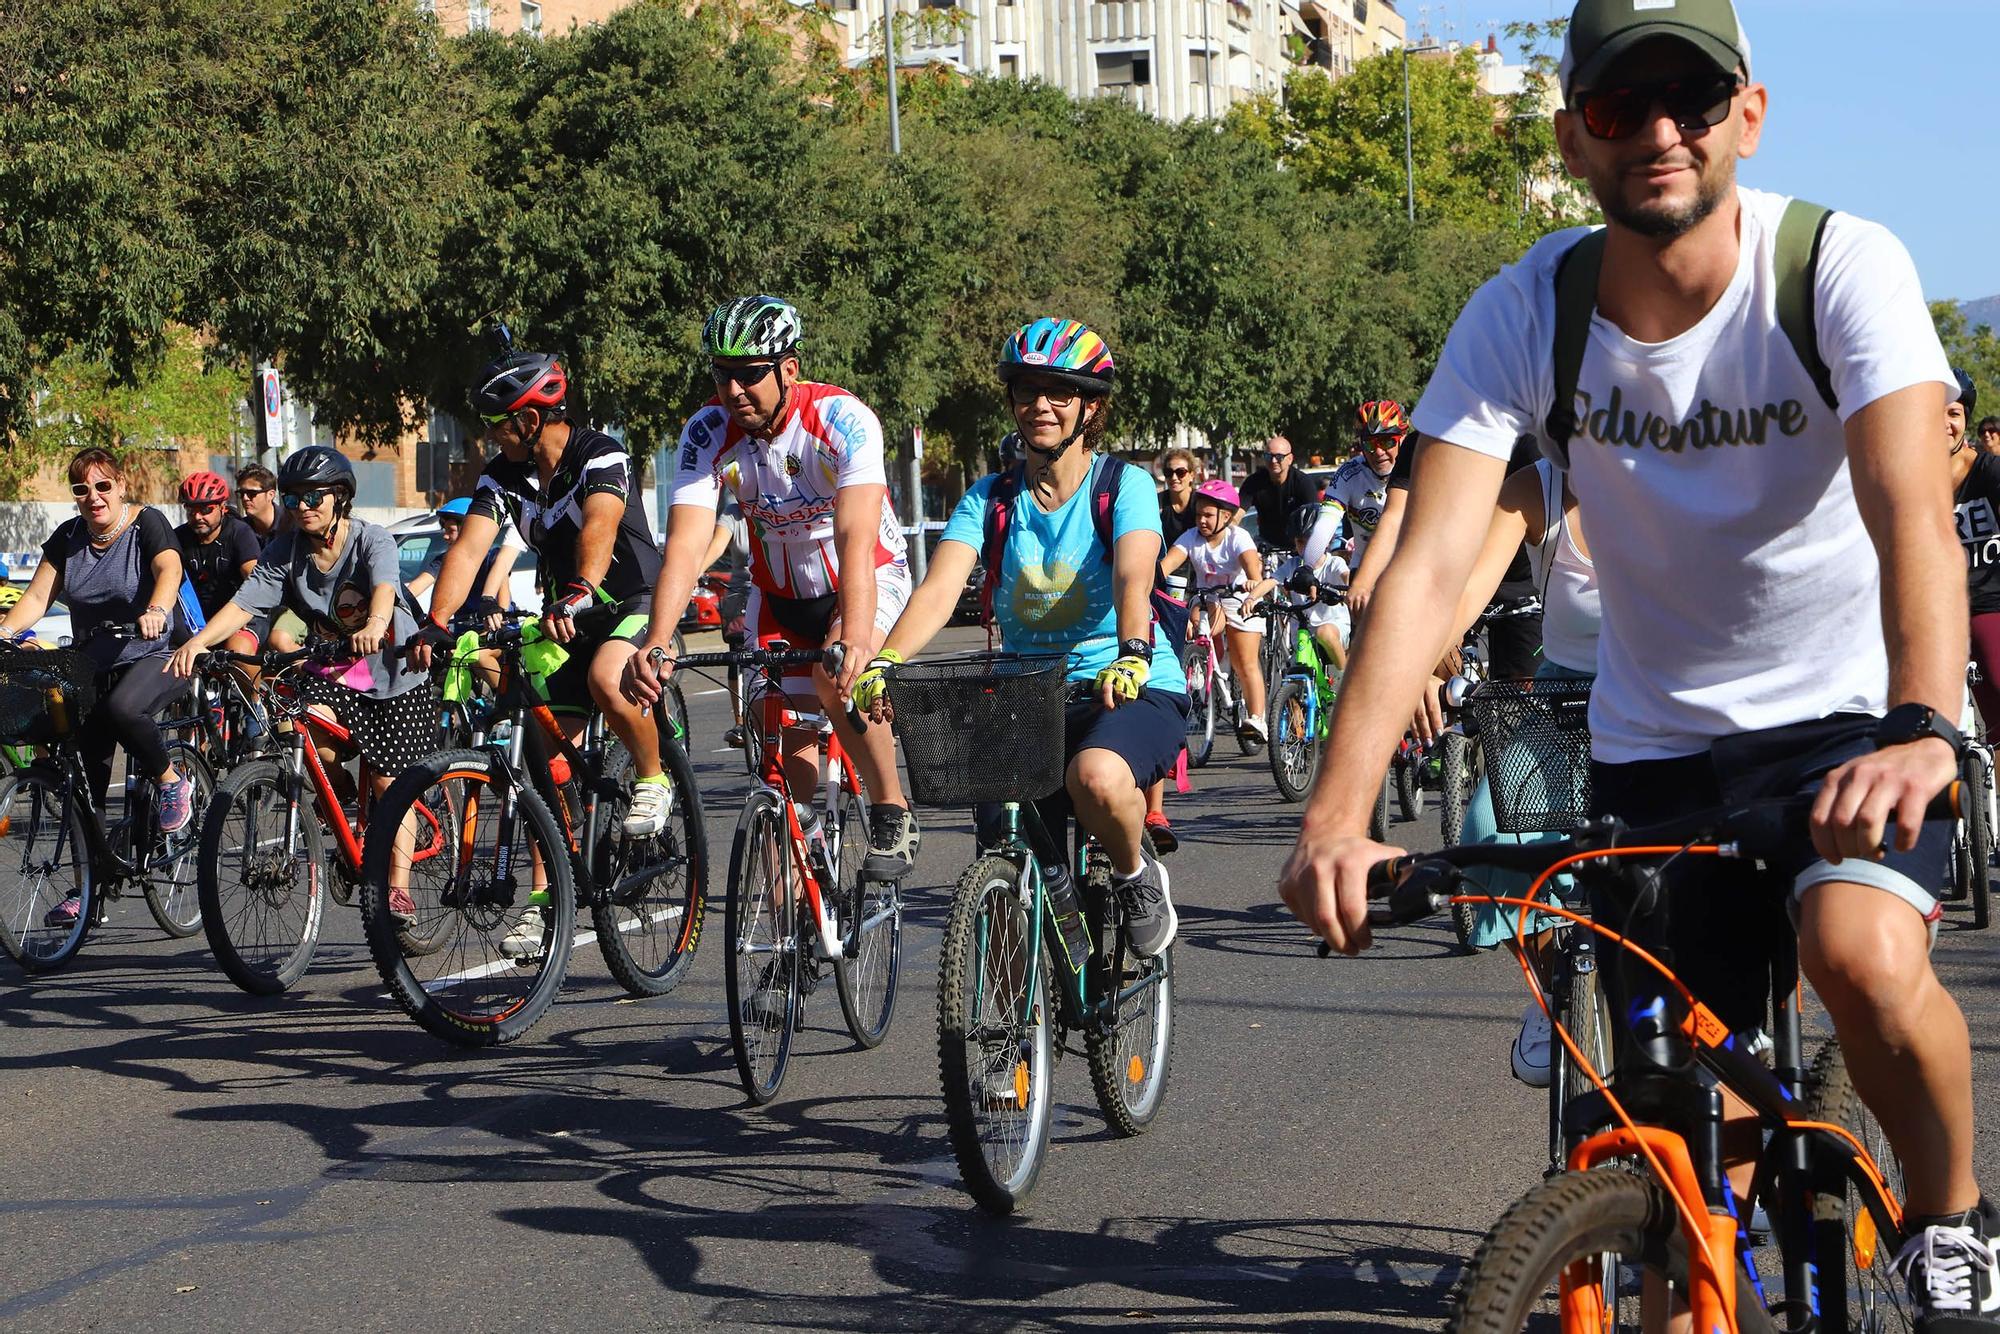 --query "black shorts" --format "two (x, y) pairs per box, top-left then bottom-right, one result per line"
(978, 687), (1189, 864)
(537, 596), (651, 718)
(1590, 712), (1950, 1038)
